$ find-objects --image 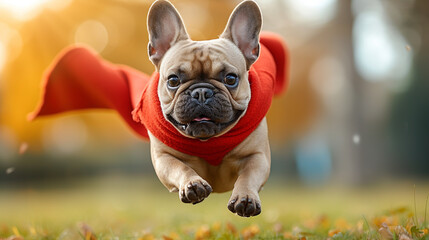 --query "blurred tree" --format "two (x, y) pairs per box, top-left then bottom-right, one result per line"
(390, 0), (429, 177)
